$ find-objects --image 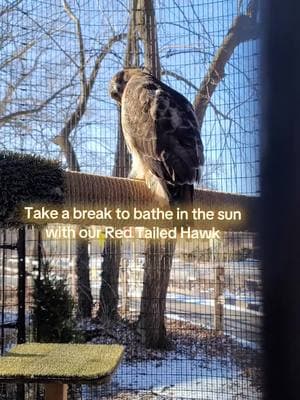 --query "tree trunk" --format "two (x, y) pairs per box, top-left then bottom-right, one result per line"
(136, 0), (160, 79)
(99, 239), (122, 319)
(137, 0), (259, 348)
(98, 0), (137, 319)
(76, 235), (92, 318)
(53, 8), (124, 319)
(138, 239), (175, 348)
(135, 0), (175, 348)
